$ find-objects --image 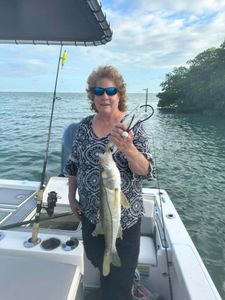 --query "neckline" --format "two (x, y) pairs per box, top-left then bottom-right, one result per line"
(89, 115), (110, 140)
